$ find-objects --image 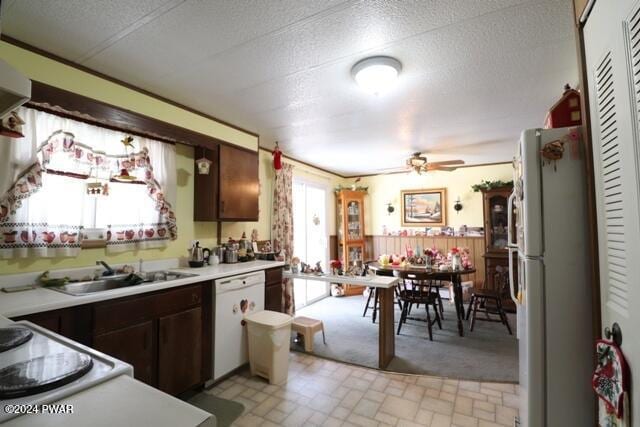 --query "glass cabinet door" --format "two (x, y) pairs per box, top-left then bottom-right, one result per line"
(488, 195), (509, 251)
(336, 197), (344, 245)
(345, 199), (362, 241)
(346, 244), (363, 264)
